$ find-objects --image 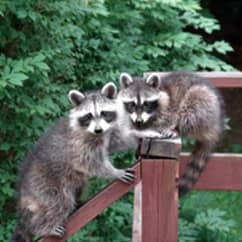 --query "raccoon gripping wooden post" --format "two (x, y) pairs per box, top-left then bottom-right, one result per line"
(137, 137), (181, 242)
